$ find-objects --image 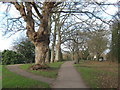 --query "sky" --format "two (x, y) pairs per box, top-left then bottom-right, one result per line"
(0, 3), (25, 51)
(0, 0), (118, 51)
